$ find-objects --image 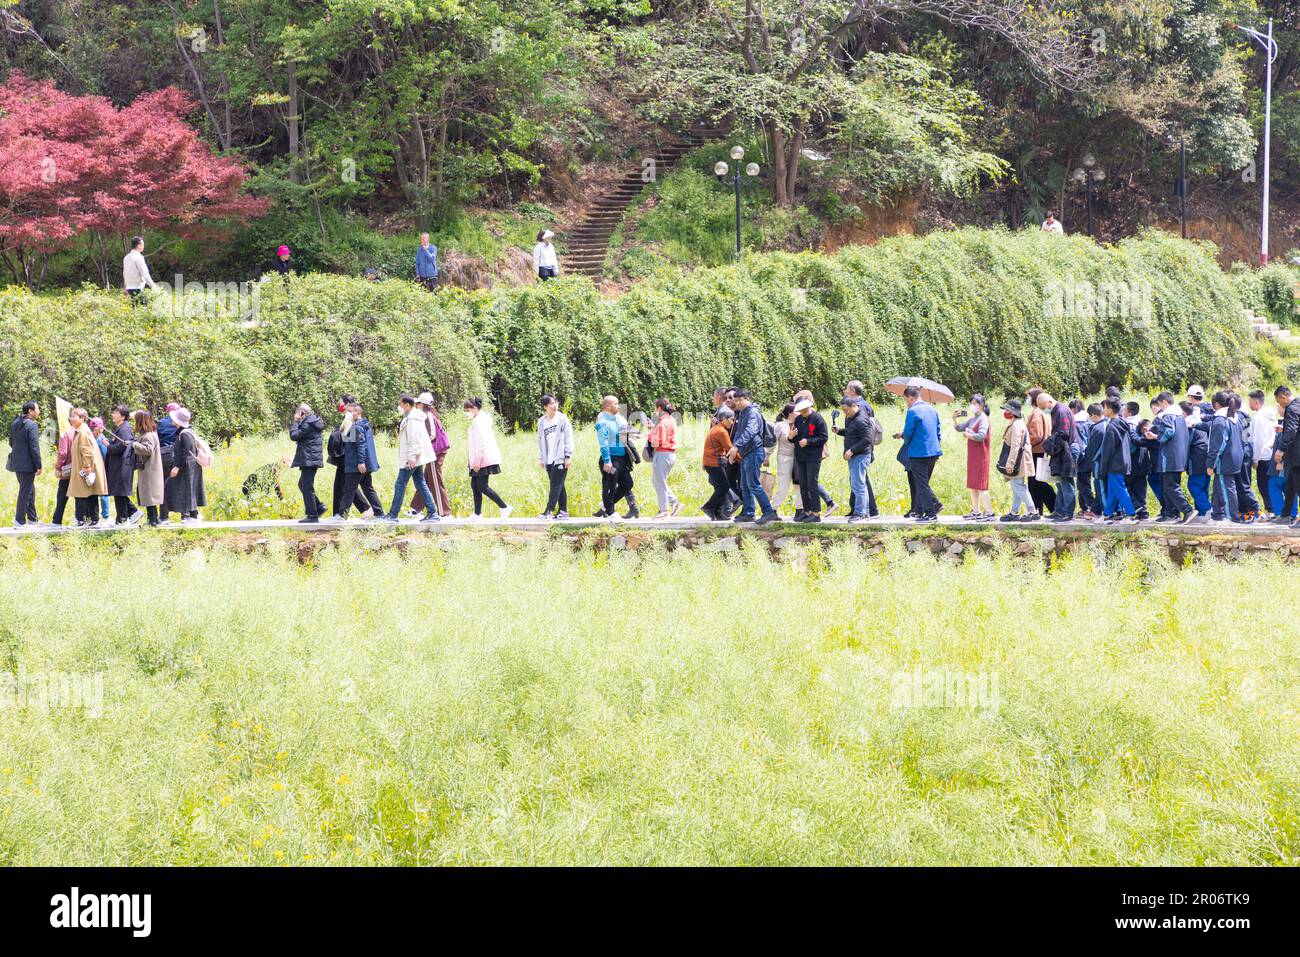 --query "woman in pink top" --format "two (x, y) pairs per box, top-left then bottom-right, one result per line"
(648, 397), (682, 518)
